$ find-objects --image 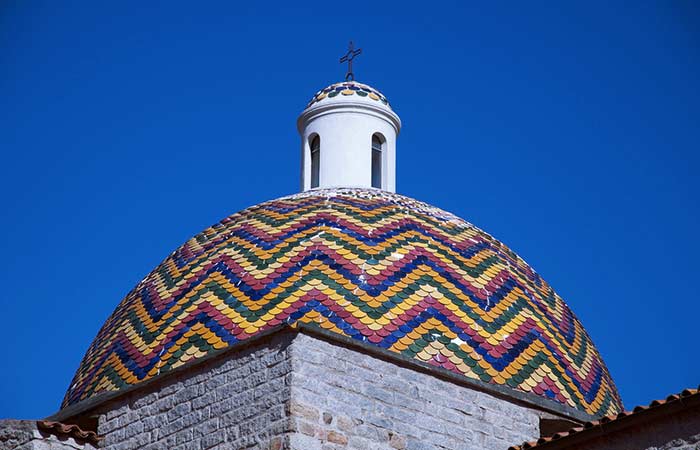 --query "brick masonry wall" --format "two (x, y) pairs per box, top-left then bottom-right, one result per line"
(95, 333), (294, 450)
(0, 420), (98, 450)
(92, 330), (547, 450)
(287, 333), (540, 450)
